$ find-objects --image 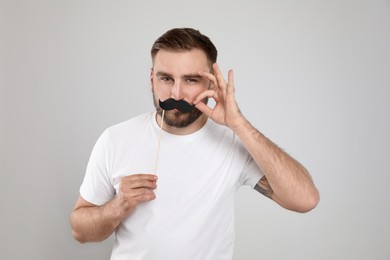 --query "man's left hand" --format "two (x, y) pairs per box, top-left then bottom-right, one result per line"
(194, 63), (247, 130)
